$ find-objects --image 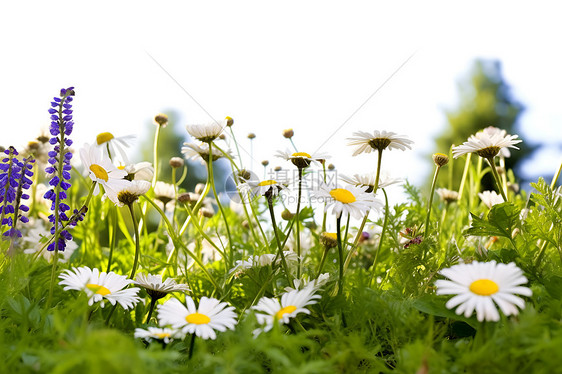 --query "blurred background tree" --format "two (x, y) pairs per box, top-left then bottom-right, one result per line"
(433, 59), (536, 191)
